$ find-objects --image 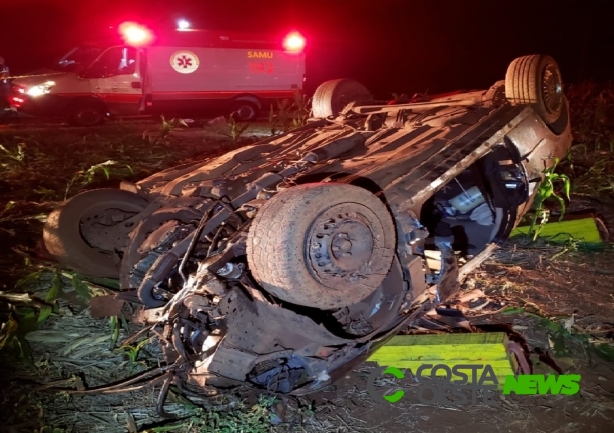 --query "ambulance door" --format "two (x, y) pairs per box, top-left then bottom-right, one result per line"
(85, 46), (143, 115)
